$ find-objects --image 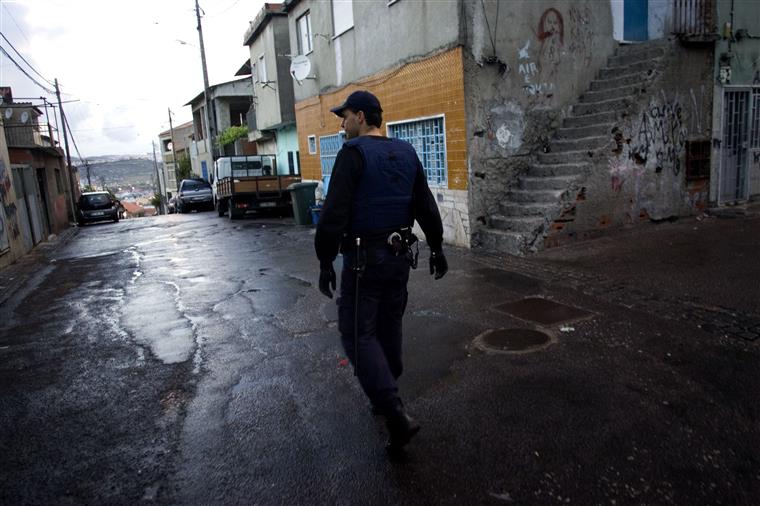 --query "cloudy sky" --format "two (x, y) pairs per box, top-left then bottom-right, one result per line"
(0, 0), (265, 157)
